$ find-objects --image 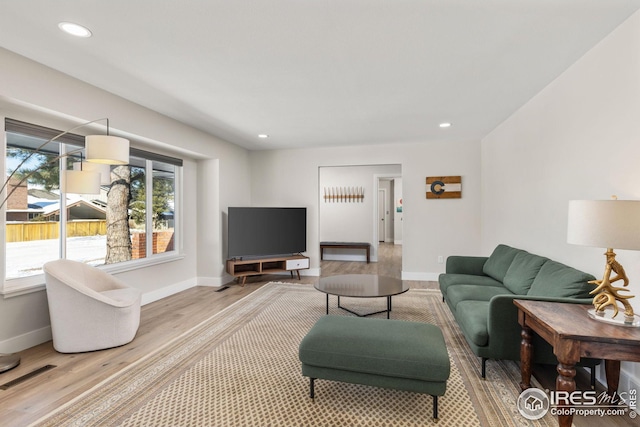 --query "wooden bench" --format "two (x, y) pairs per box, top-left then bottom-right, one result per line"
(320, 242), (370, 263)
